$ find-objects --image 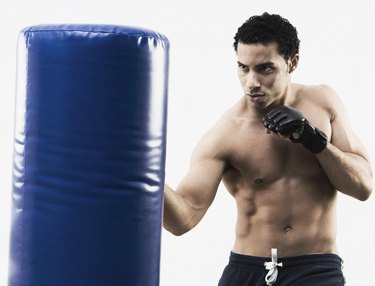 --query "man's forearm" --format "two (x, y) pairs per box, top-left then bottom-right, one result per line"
(316, 143), (373, 201)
